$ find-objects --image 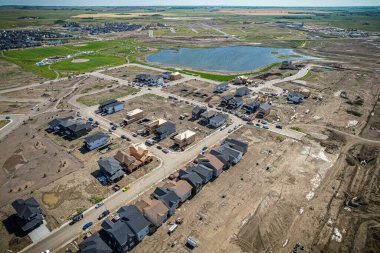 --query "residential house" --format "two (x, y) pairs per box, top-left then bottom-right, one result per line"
(135, 74), (164, 86)
(280, 60), (298, 70)
(220, 95), (244, 109)
(212, 145), (243, 165)
(224, 138), (248, 155)
(243, 101), (260, 114)
(233, 75), (253, 85)
(213, 82), (229, 93)
(135, 197), (169, 227)
(117, 205), (150, 241)
(235, 87), (250, 97)
(79, 234), (112, 253)
(187, 165), (214, 184)
(151, 187), (180, 216)
(114, 150), (141, 173)
(155, 121), (176, 141)
(124, 109), (144, 125)
(162, 72), (172, 79)
(164, 180), (193, 202)
(209, 150), (231, 170)
(99, 99), (124, 114)
(178, 169), (203, 194)
(287, 92), (304, 104)
(169, 72), (182, 81)
(48, 116), (91, 138)
(98, 157), (124, 184)
(11, 197), (43, 232)
(196, 153), (224, 177)
(199, 110), (217, 125)
(208, 114), (228, 128)
(84, 132), (110, 150)
(257, 103), (272, 118)
(145, 118), (166, 134)
(174, 130), (196, 148)
(101, 219), (136, 253)
(129, 143), (152, 164)
(192, 106), (207, 120)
